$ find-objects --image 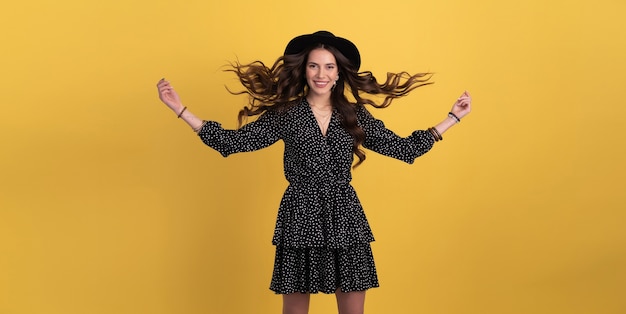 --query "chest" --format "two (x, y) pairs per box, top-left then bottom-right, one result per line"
(282, 110), (353, 159)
